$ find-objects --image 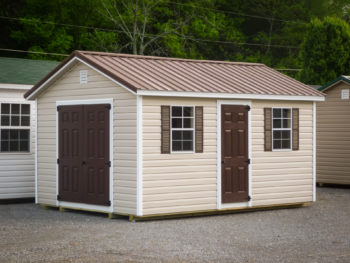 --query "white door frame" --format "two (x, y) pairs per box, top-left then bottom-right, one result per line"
(56, 98), (114, 213)
(217, 100), (252, 209)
